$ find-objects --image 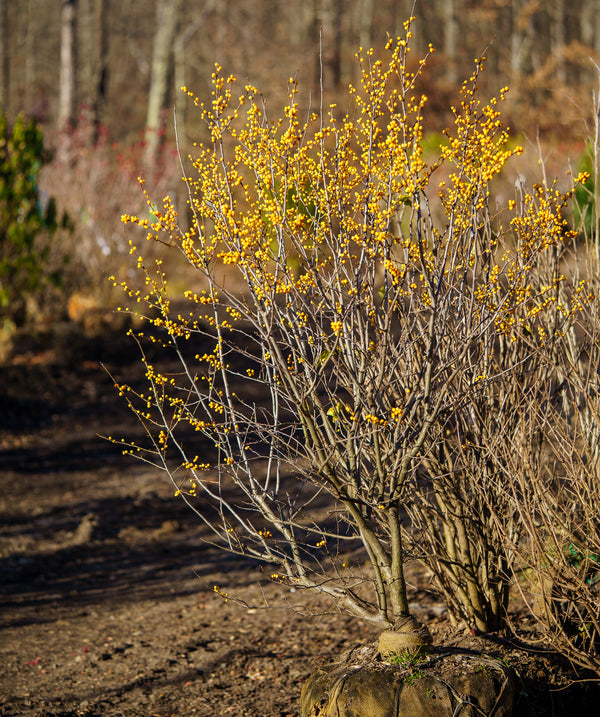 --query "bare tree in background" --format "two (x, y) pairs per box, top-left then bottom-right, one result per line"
(0, 0), (597, 154)
(58, 0), (77, 131)
(581, 0), (600, 55)
(145, 0), (181, 165)
(80, 0), (109, 133)
(443, 0), (458, 86)
(288, 0), (314, 50)
(173, 0), (218, 151)
(0, 0), (7, 108)
(357, 0), (374, 51)
(24, 0), (38, 116)
(317, 0), (342, 90)
(551, 0), (566, 85)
